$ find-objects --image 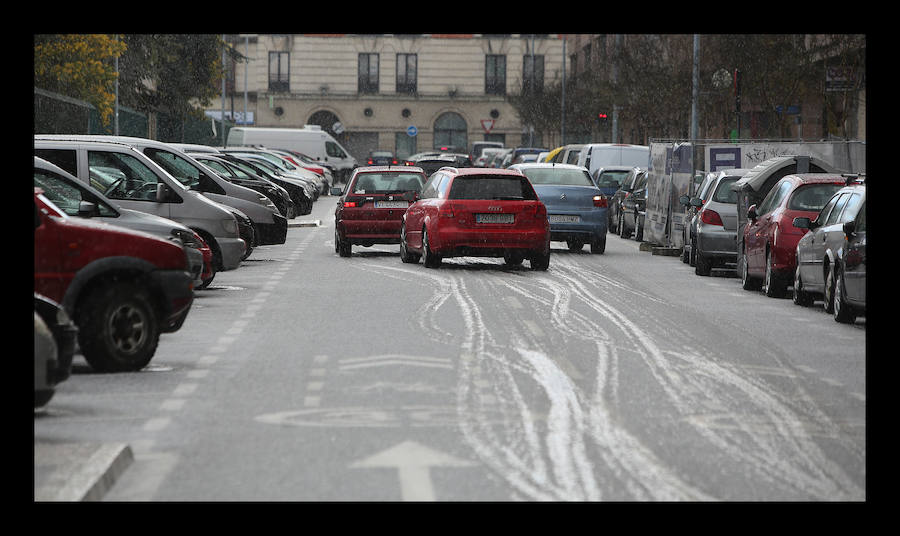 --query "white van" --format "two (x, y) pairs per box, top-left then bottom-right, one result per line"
(577, 143), (650, 178)
(34, 138), (246, 272)
(227, 126), (357, 183)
